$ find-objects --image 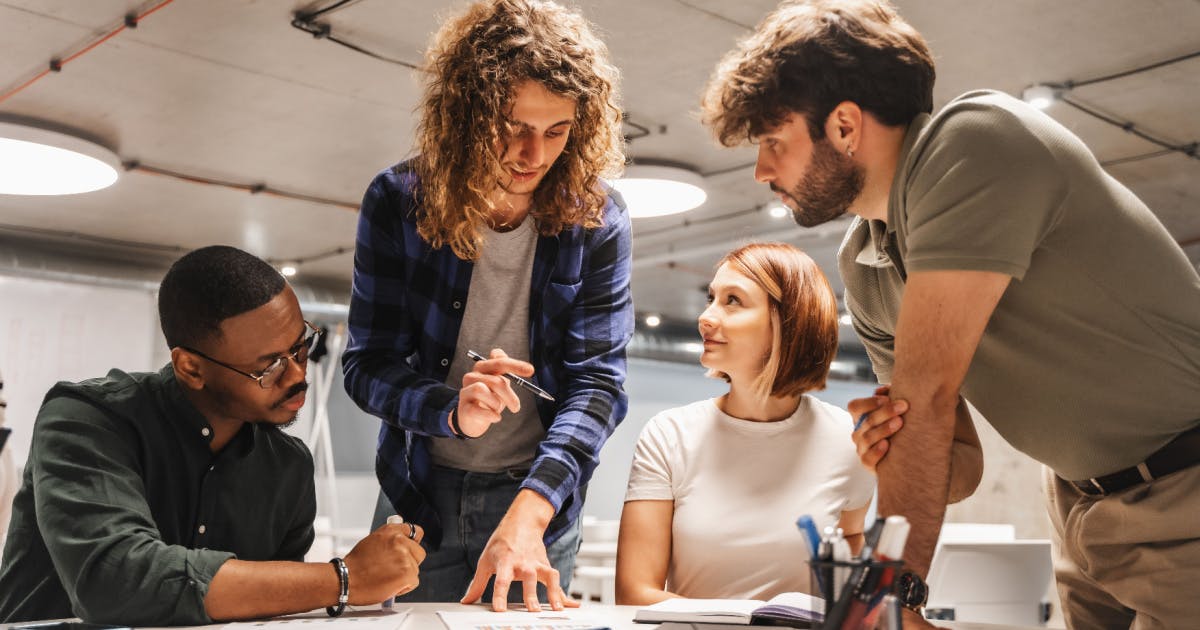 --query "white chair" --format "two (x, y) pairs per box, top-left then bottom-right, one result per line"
(937, 522), (1016, 544)
(571, 516), (619, 603)
(926, 523), (1052, 626)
